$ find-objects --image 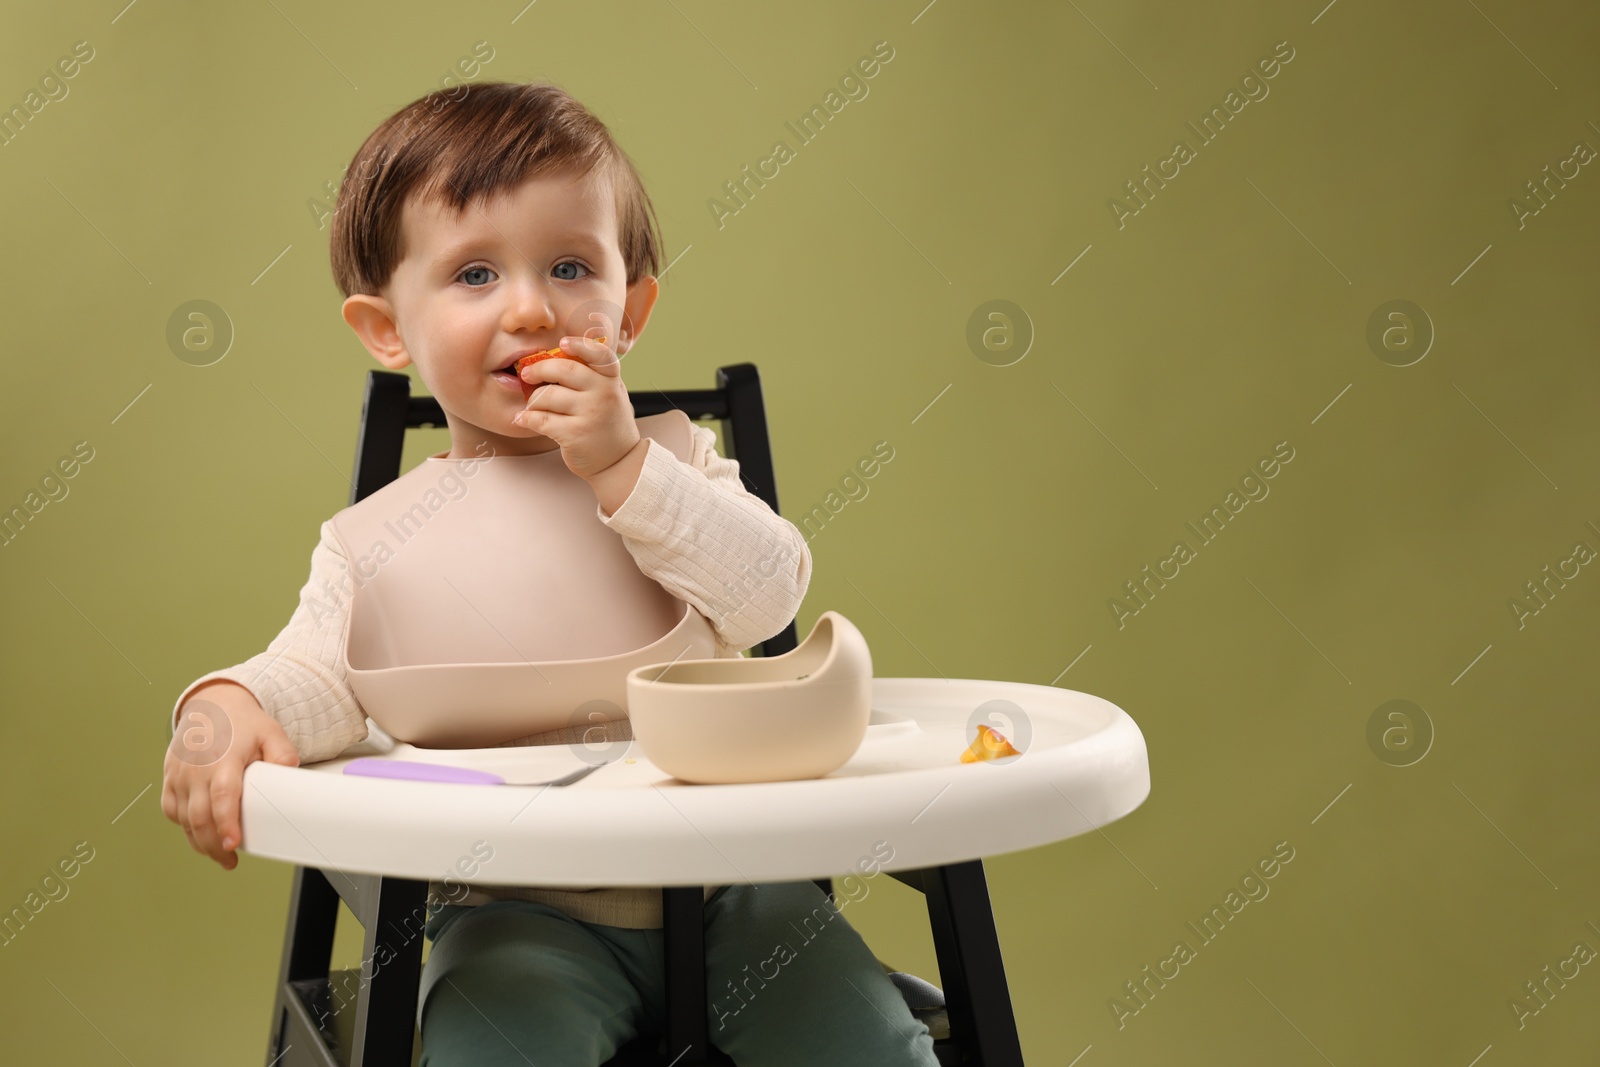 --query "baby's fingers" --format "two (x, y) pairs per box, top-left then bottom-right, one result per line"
(185, 770), (236, 869)
(566, 335), (621, 375)
(184, 785), (219, 864)
(211, 765), (244, 855)
(160, 767), (179, 825)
